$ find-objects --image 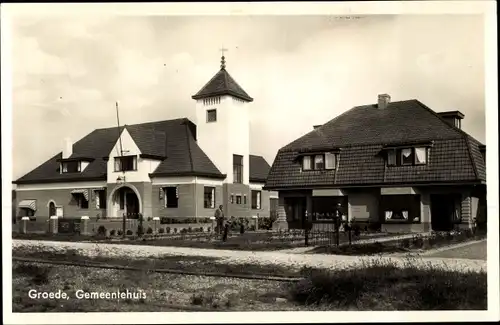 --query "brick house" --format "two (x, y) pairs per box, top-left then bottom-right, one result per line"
(264, 94), (486, 233)
(14, 56), (278, 222)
